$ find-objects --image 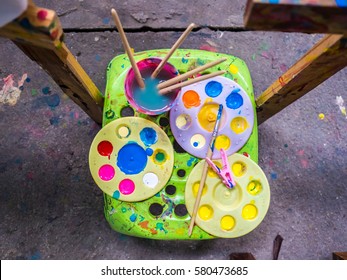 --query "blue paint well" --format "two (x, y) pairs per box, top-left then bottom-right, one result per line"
(117, 142), (147, 175)
(113, 190), (120, 199)
(205, 81), (223, 97)
(140, 127), (158, 146)
(146, 148), (153, 156)
(226, 88), (243, 109)
(336, 0), (347, 7)
(133, 77), (176, 111)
